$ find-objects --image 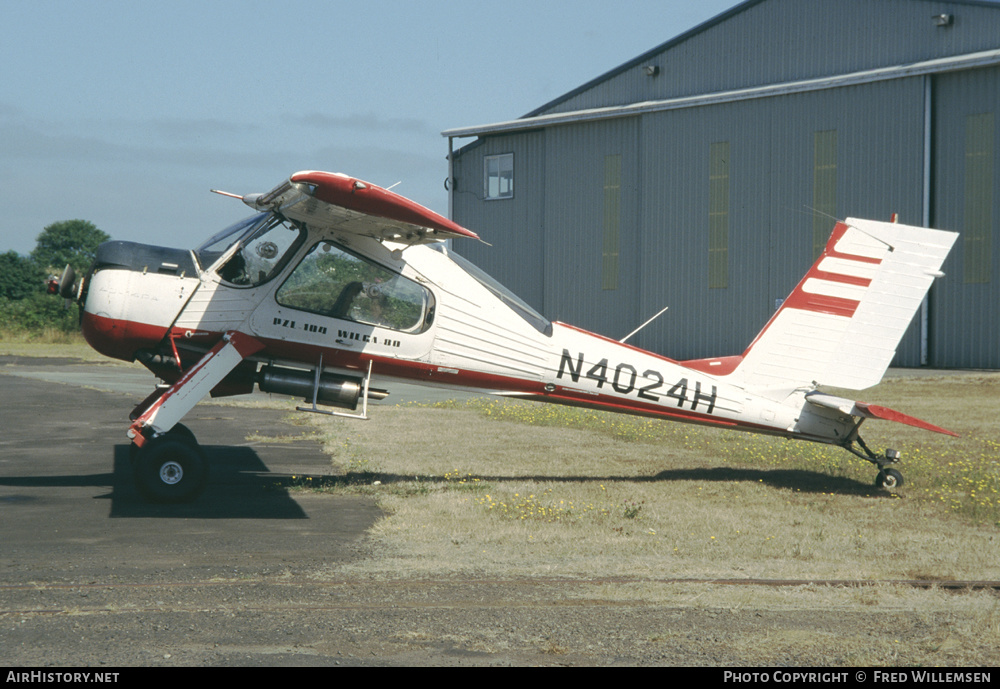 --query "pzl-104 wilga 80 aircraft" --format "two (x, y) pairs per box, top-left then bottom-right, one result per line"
(52, 170), (959, 503)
